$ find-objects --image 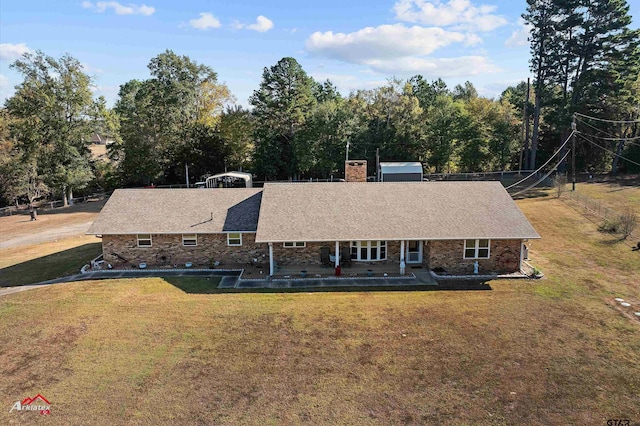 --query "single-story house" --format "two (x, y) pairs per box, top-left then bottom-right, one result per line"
(87, 181), (540, 275)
